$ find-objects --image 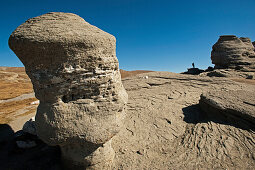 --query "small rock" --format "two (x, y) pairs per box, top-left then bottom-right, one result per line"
(246, 75), (253, 79)
(136, 149), (145, 155)
(22, 117), (37, 136)
(119, 148), (127, 154)
(16, 140), (37, 149)
(136, 150), (143, 155)
(14, 130), (26, 139)
(30, 100), (39, 105)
